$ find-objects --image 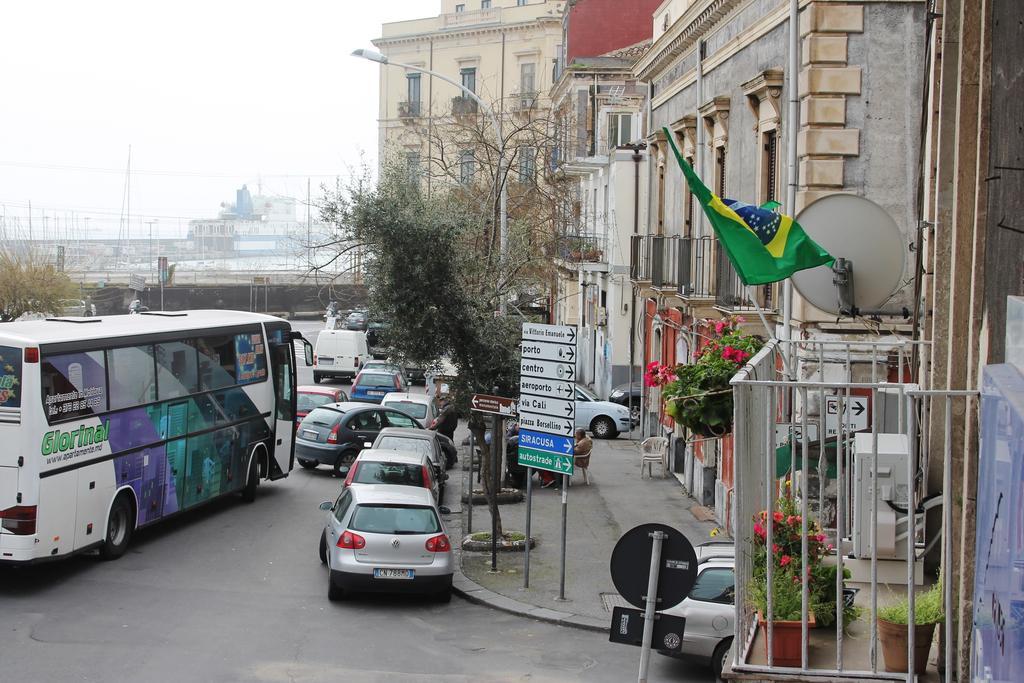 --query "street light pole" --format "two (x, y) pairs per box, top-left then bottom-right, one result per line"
(352, 48), (508, 315)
